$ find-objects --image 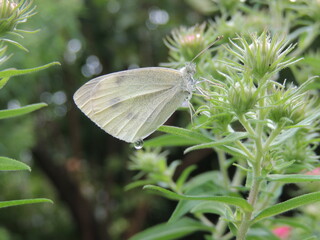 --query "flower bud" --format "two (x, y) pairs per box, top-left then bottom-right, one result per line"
(267, 83), (313, 126)
(245, 37), (279, 79)
(0, 0), (18, 34)
(179, 32), (205, 61)
(164, 23), (215, 65)
(272, 226), (292, 240)
(228, 81), (258, 115)
(226, 32), (297, 82)
(129, 149), (168, 174)
(0, 0), (34, 36)
(0, 0), (18, 16)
